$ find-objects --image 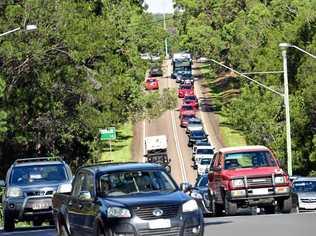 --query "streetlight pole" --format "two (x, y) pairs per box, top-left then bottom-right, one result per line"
(0, 24), (37, 38)
(279, 43), (316, 176)
(279, 45), (293, 176)
(163, 13), (168, 59)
